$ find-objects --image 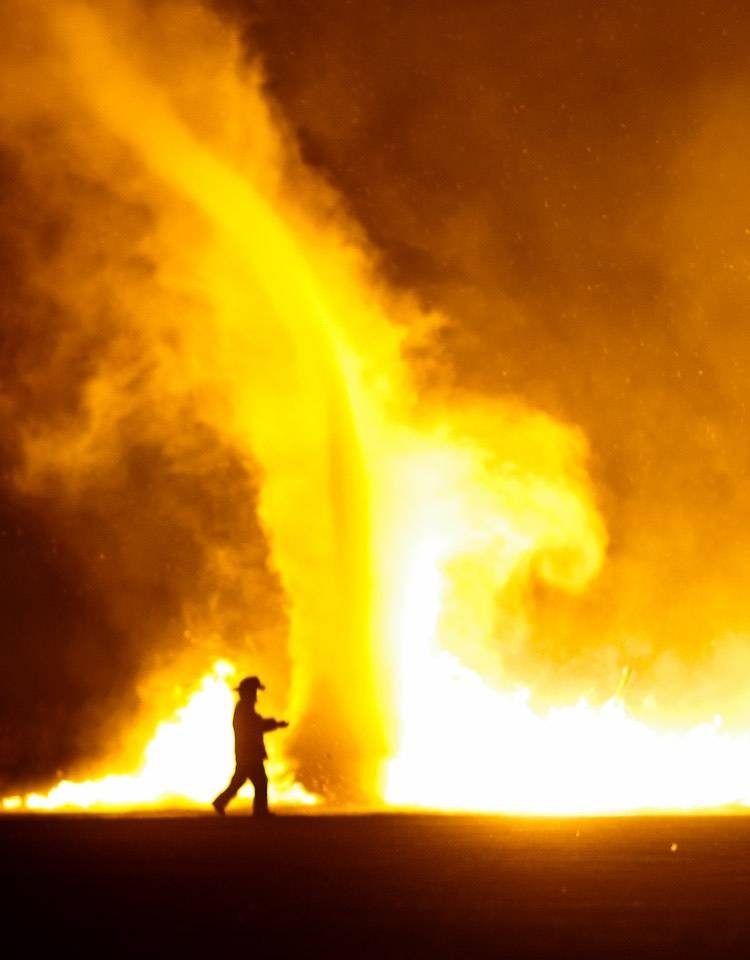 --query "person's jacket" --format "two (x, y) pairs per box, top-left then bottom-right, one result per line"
(233, 702), (283, 762)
